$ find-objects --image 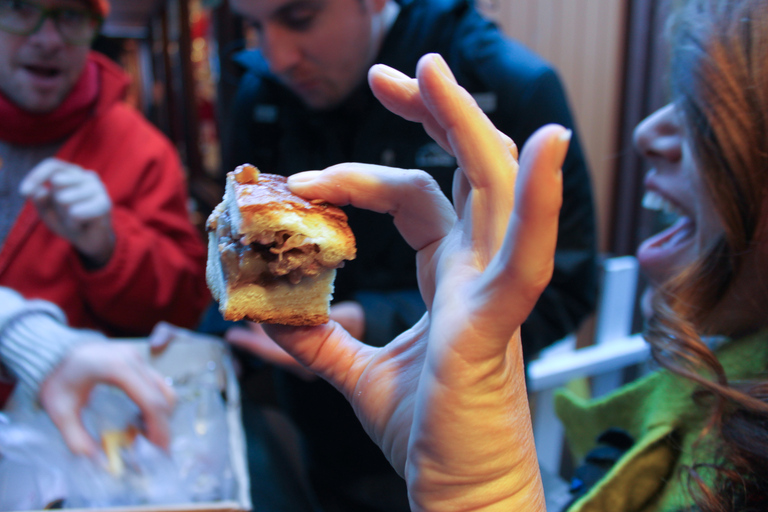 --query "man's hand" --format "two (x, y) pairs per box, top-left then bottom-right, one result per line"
(20, 158), (115, 268)
(38, 341), (176, 458)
